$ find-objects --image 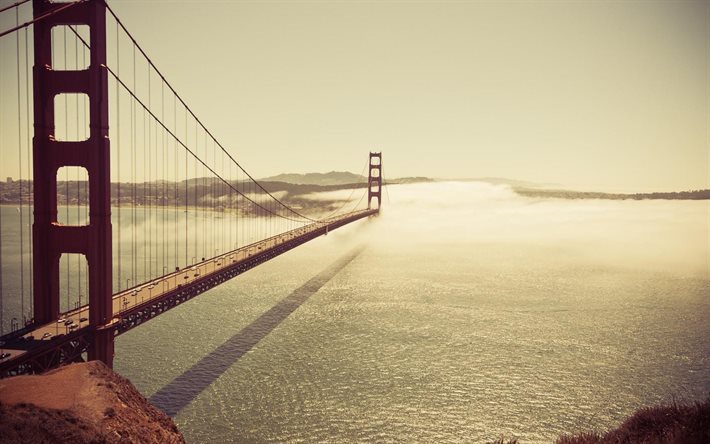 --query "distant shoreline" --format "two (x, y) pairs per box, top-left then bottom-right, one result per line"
(1, 177), (707, 205)
(513, 187), (710, 201)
